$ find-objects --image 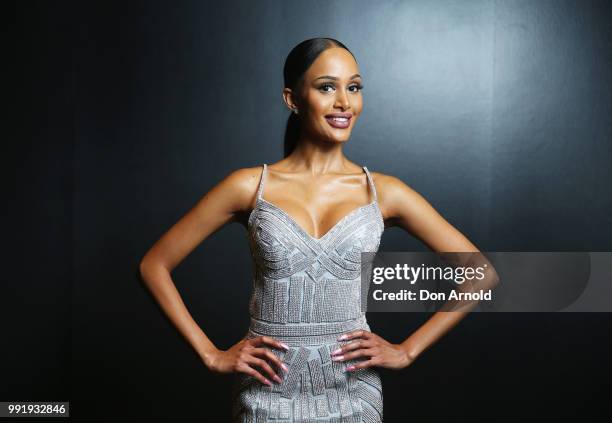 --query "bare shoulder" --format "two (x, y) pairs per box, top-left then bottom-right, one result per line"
(216, 165), (265, 215)
(139, 165), (265, 271)
(369, 170), (479, 251)
(186, 164), (266, 225)
(368, 170), (424, 221)
(177, 164), (264, 233)
(222, 165), (264, 193)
